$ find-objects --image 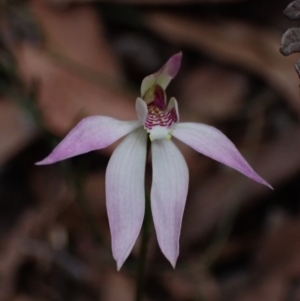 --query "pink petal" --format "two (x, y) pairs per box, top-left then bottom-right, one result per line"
(135, 97), (148, 125)
(106, 128), (147, 270)
(141, 52), (182, 96)
(151, 140), (189, 267)
(36, 116), (141, 165)
(173, 123), (272, 189)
